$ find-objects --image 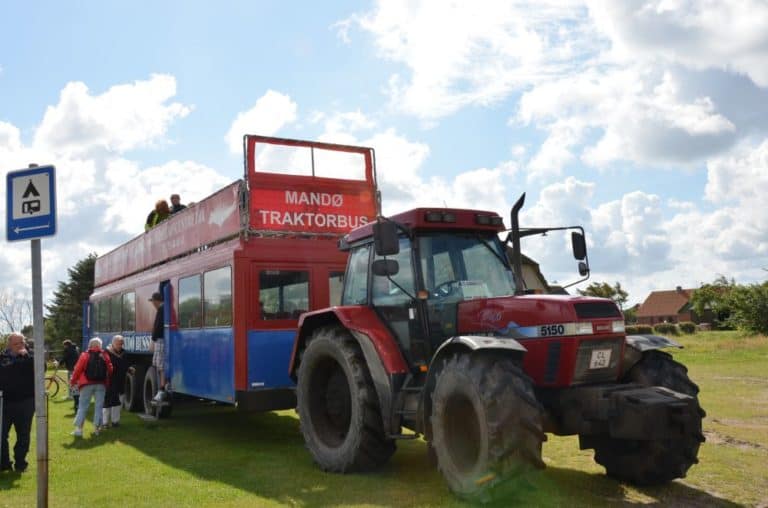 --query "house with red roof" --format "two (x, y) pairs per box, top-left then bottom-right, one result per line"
(636, 286), (705, 325)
